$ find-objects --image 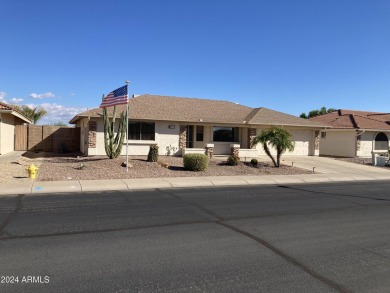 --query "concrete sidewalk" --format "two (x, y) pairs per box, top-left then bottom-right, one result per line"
(1, 154), (389, 195)
(1, 172), (390, 195)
